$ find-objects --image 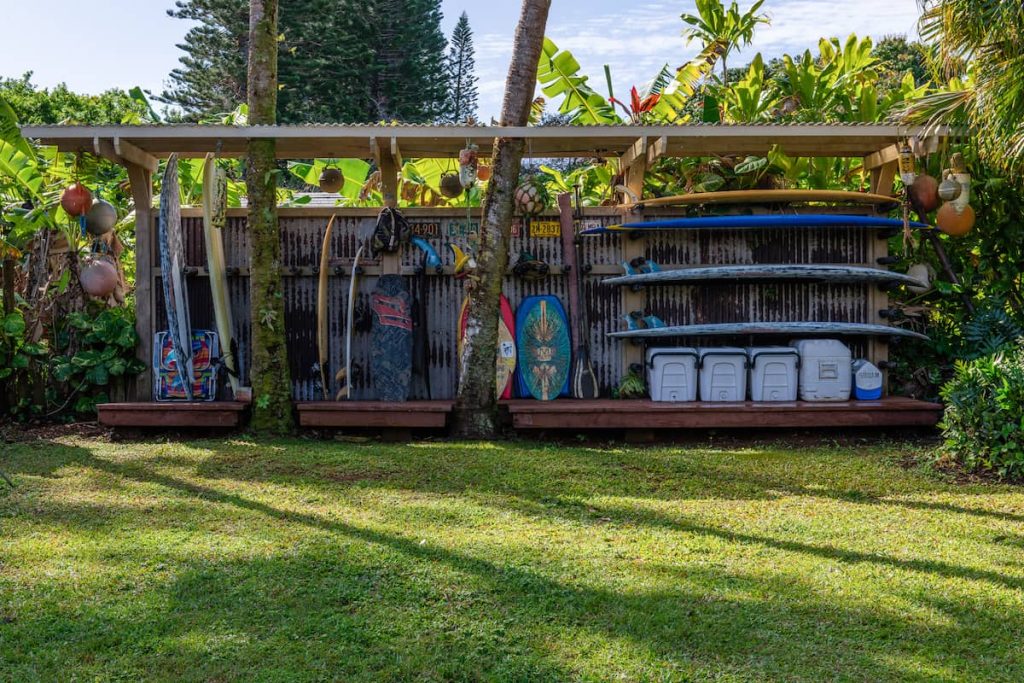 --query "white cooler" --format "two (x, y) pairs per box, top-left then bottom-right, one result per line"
(646, 347), (698, 402)
(791, 339), (852, 401)
(747, 347), (799, 401)
(698, 347), (748, 402)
